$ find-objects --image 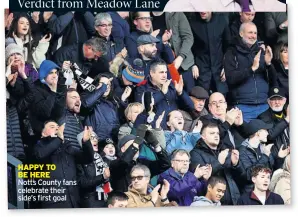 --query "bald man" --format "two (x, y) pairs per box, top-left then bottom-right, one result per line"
(200, 92), (246, 149)
(224, 22), (277, 122)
